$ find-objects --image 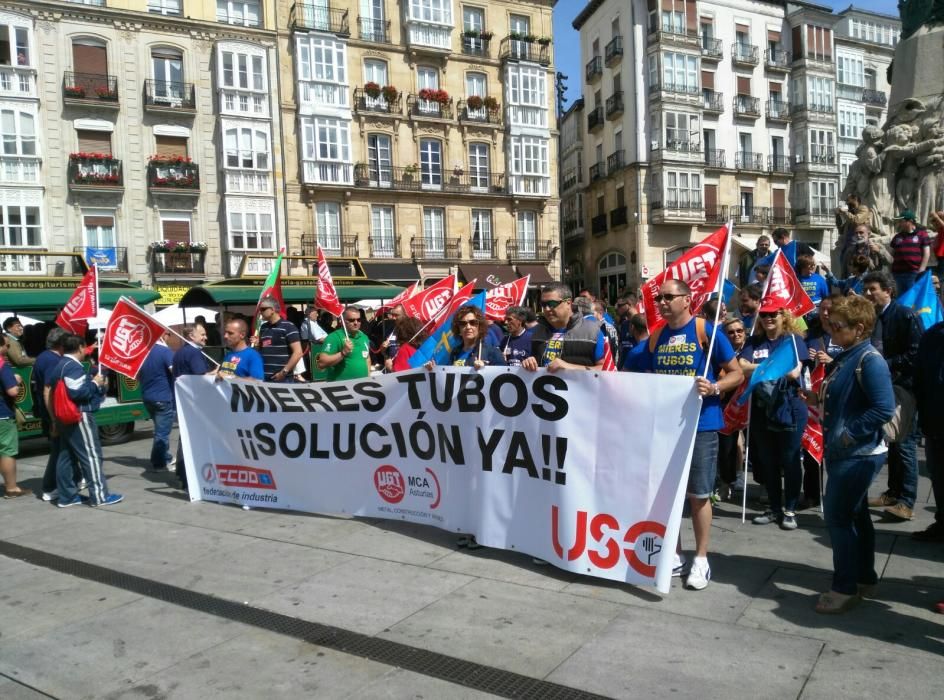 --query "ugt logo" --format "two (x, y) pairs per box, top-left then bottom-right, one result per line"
(374, 464), (405, 504)
(111, 317), (151, 360)
(64, 289), (87, 316)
